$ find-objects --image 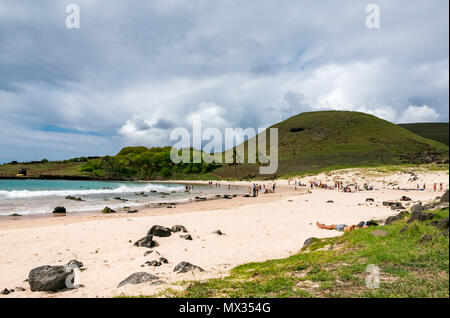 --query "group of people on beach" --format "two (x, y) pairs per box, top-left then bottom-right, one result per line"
(248, 182), (276, 197)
